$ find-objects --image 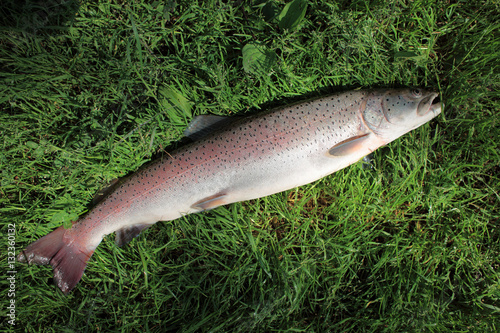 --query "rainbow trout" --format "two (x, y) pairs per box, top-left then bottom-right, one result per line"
(18, 88), (442, 293)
